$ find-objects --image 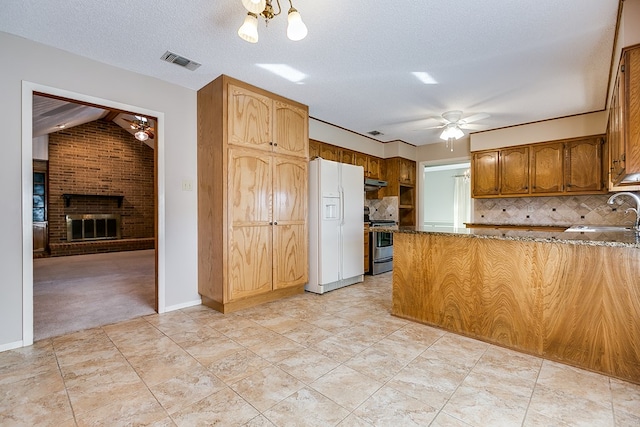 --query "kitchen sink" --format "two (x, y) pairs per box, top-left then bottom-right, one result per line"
(564, 225), (632, 232)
